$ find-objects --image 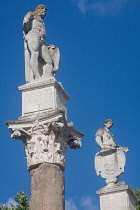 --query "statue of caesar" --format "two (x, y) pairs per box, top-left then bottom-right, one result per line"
(95, 119), (129, 185)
